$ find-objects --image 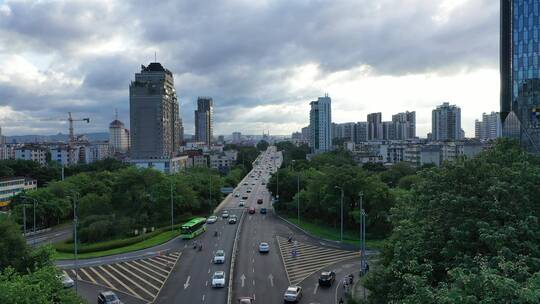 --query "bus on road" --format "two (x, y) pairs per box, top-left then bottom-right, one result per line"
(180, 217), (207, 239)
